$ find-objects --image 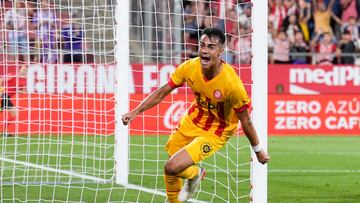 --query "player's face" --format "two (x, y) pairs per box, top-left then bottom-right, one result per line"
(198, 35), (224, 69)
